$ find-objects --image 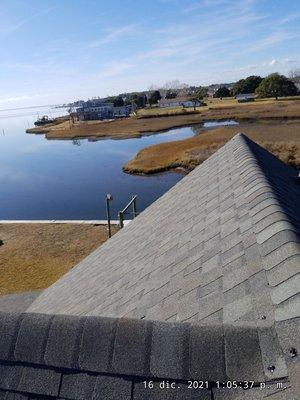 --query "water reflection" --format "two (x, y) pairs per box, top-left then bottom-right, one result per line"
(203, 120), (239, 128)
(0, 107), (193, 220)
